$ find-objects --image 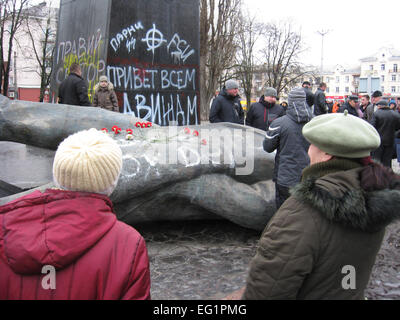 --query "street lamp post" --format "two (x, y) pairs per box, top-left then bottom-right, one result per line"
(317, 29), (331, 83)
